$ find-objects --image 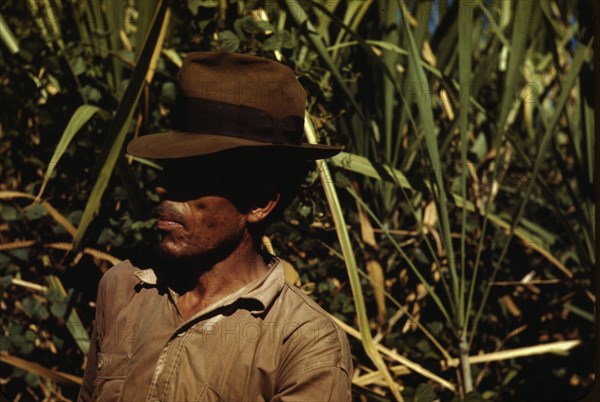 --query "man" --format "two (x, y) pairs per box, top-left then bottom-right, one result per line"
(78, 52), (353, 401)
